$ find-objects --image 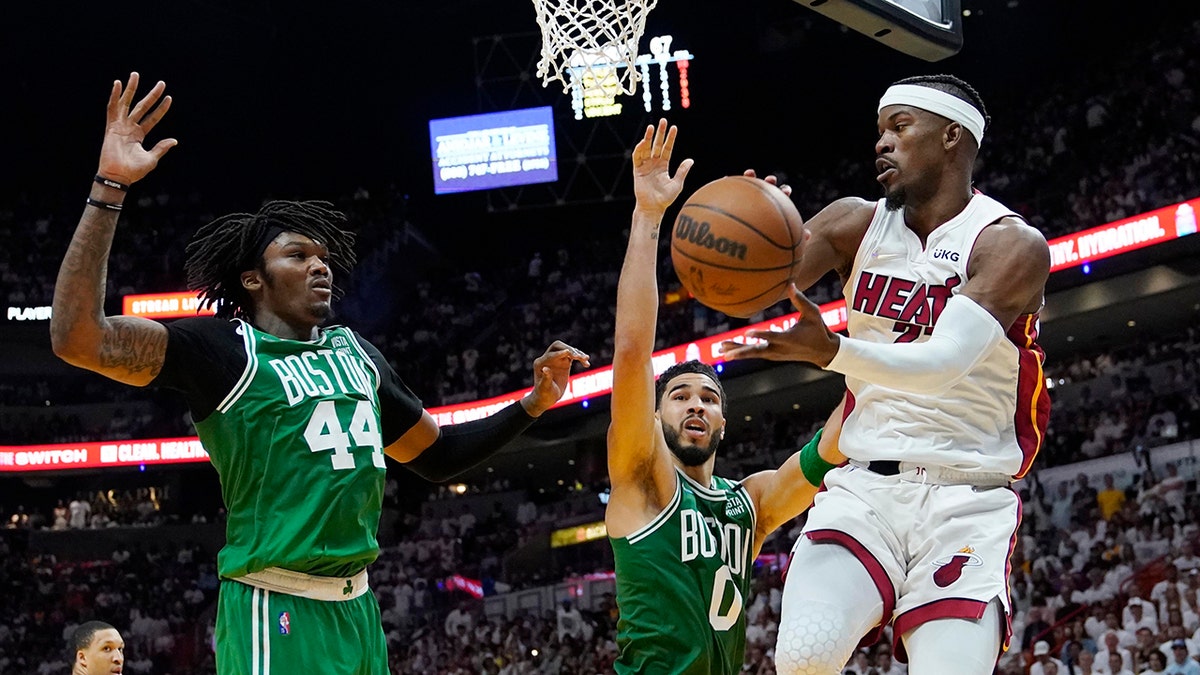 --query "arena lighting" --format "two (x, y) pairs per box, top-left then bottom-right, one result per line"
(3, 198), (1196, 471)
